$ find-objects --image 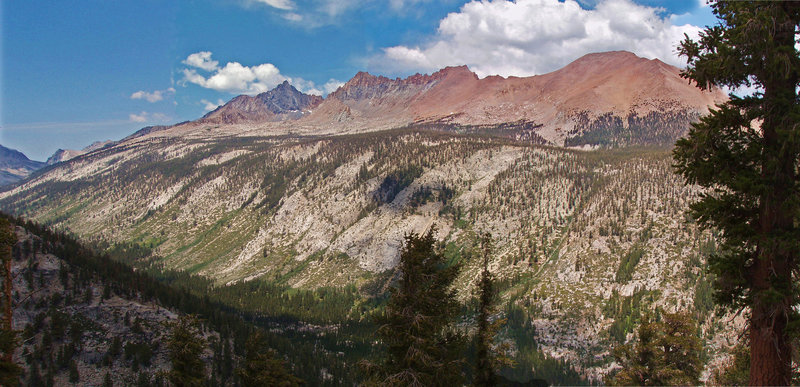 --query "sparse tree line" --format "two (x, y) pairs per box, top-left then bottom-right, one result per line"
(0, 214), (597, 386)
(0, 213), (733, 386)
